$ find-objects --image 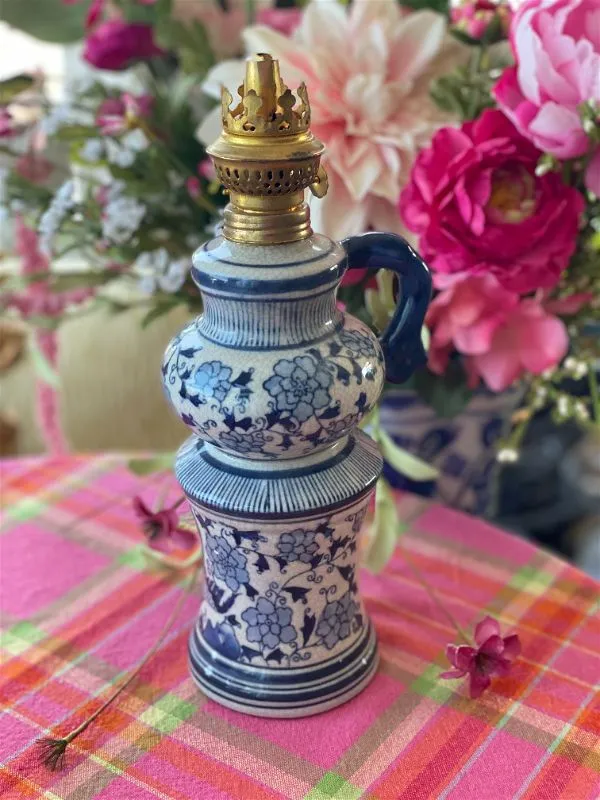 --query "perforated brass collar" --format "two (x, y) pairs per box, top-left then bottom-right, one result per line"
(207, 54), (328, 245)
